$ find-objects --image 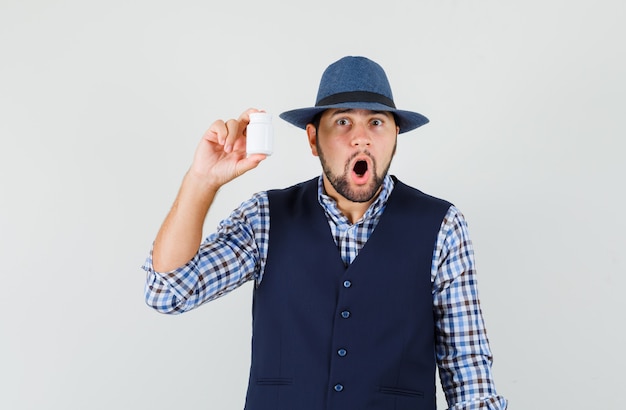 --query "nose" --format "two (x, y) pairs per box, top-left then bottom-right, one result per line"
(350, 122), (371, 147)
